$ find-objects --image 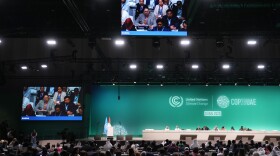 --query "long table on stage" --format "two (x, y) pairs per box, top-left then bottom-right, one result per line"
(142, 130), (280, 142)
